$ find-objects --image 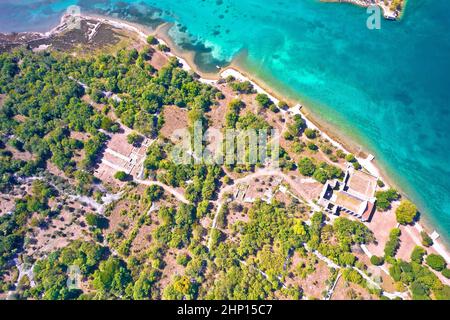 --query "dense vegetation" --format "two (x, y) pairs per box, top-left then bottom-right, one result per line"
(389, 258), (450, 300)
(0, 43), (447, 301)
(297, 157), (343, 184)
(375, 188), (399, 211)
